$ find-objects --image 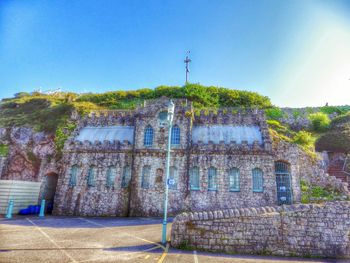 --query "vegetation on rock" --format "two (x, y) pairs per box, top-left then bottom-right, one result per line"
(308, 112), (330, 132)
(0, 144), (9, 157)
(316, 112), (350, 153)
(300, 179), (347, 203)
